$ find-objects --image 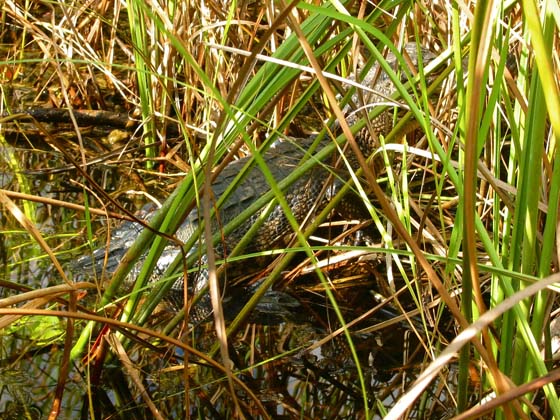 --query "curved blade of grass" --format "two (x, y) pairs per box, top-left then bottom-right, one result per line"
(386, 271), (560, 420)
